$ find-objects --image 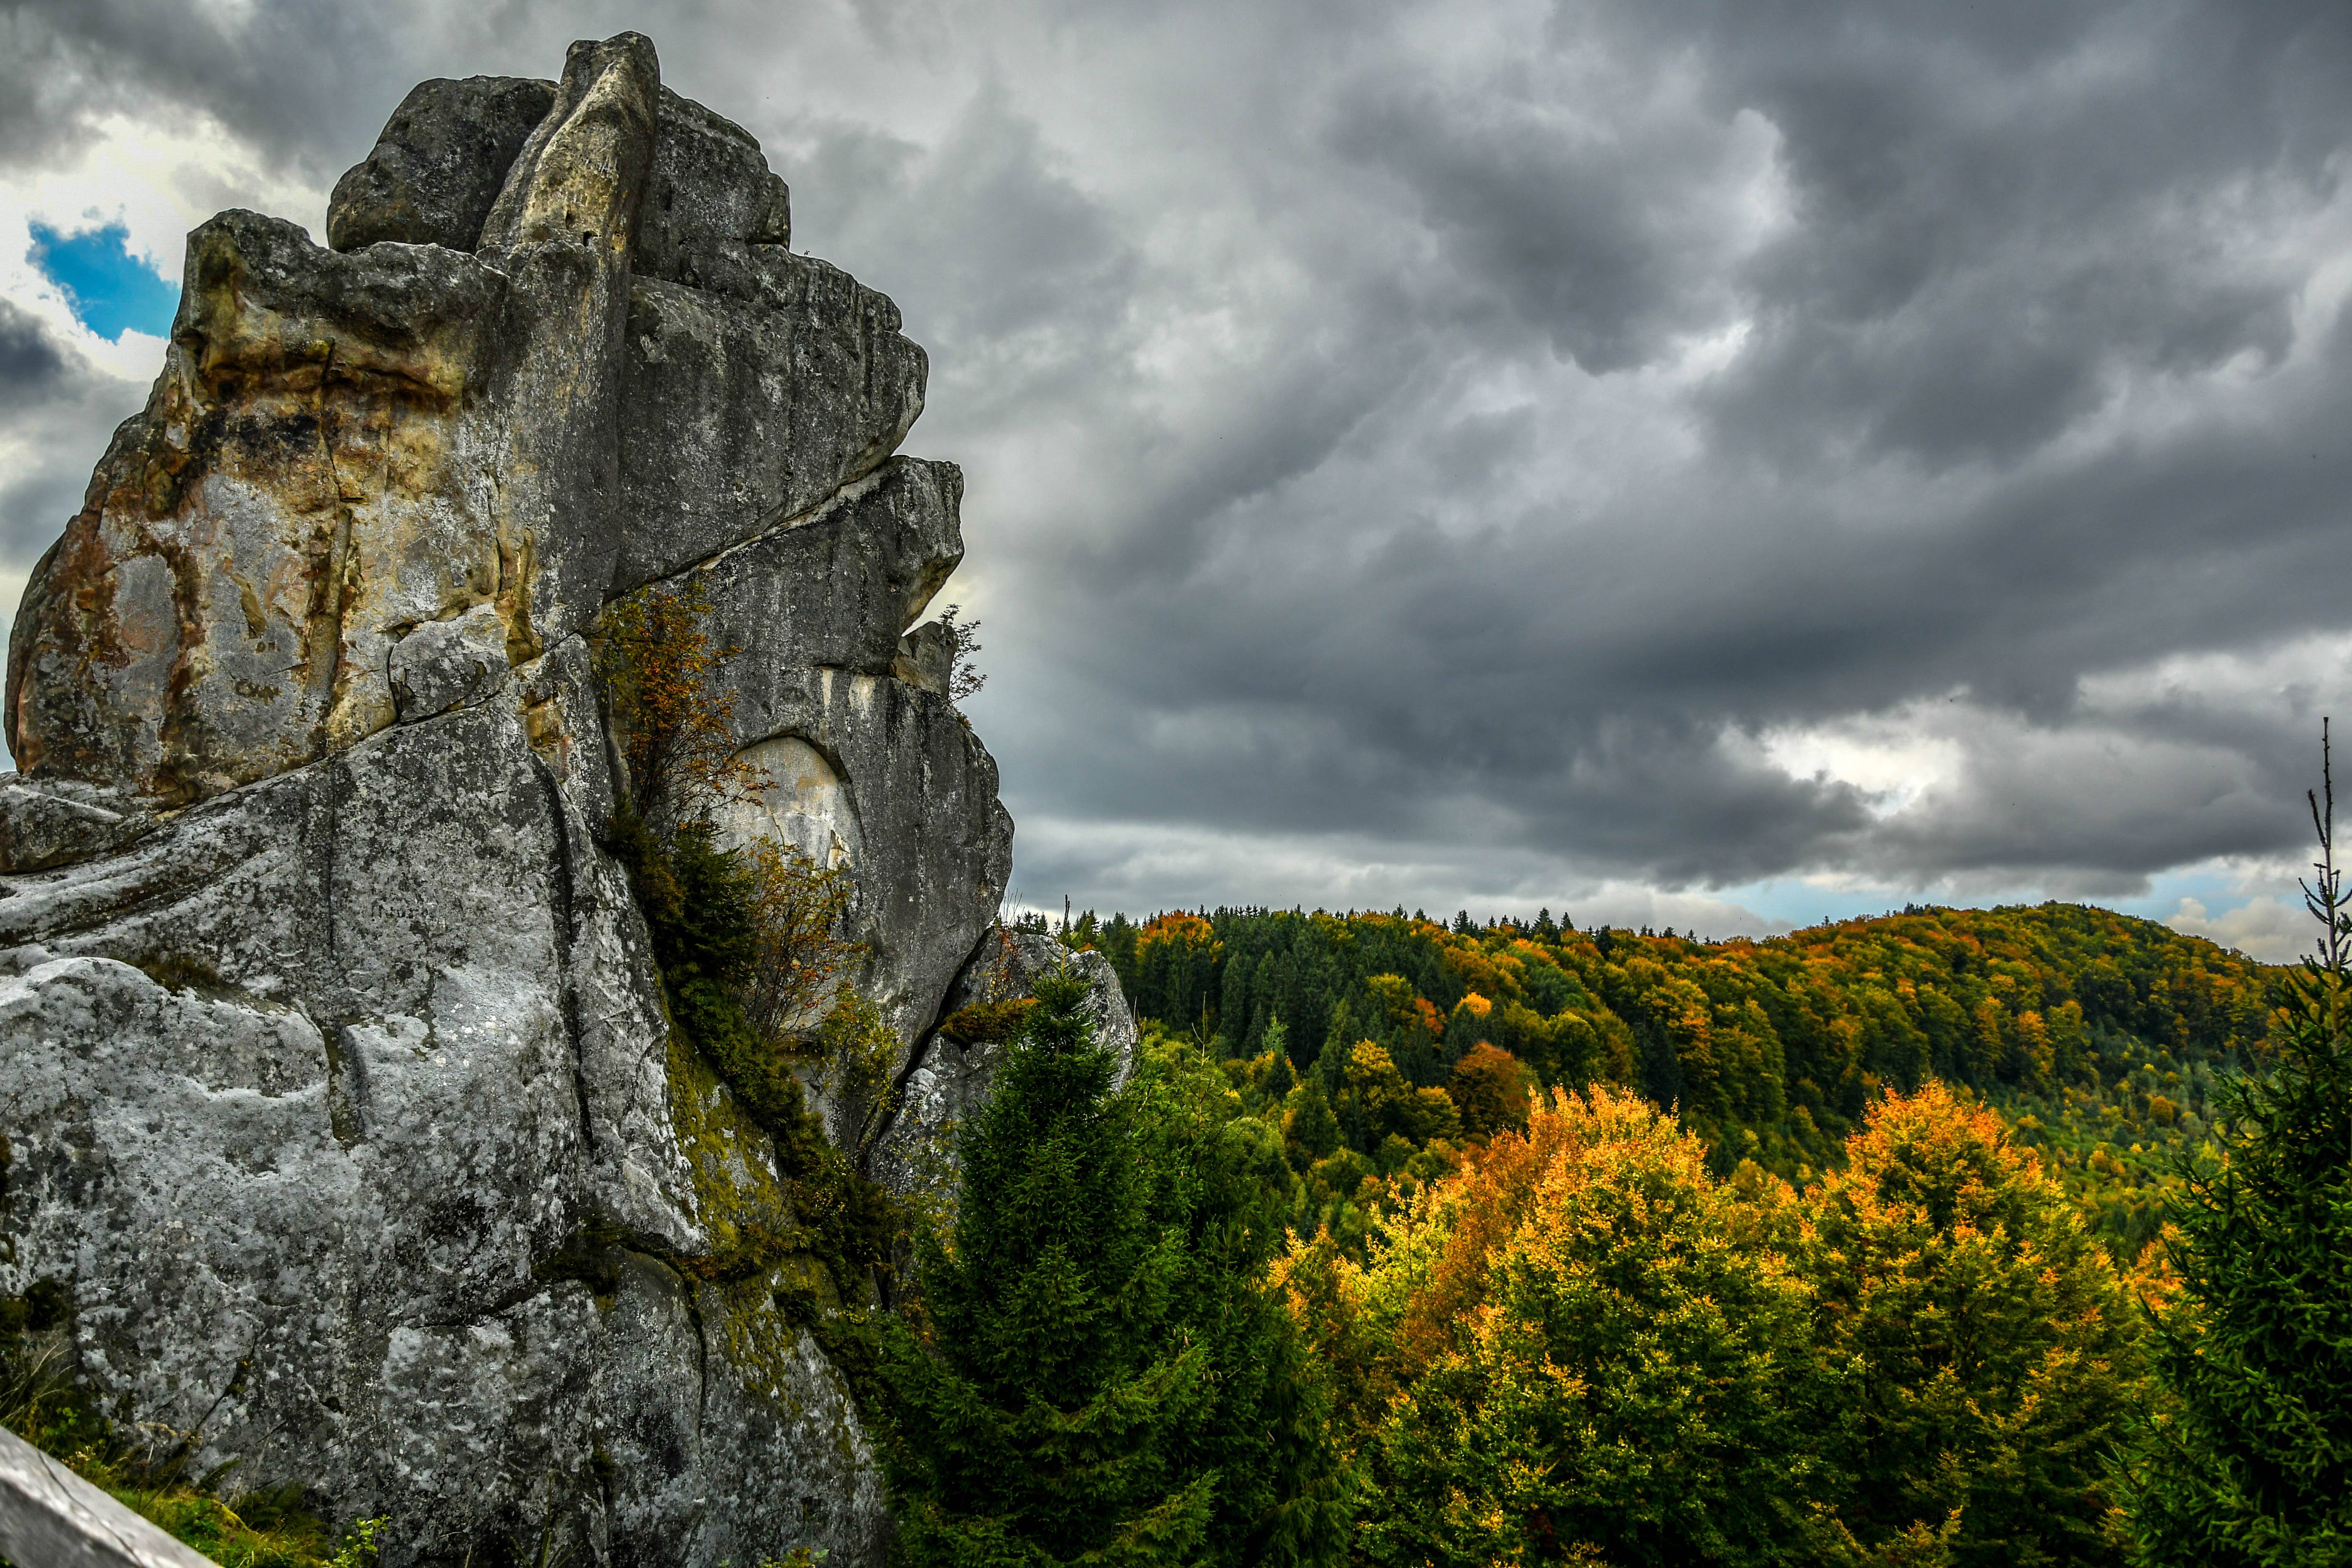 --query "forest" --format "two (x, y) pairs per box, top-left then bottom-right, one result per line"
(1052, 900), (2270, 1262)
(881, 884), (2349, 1567)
